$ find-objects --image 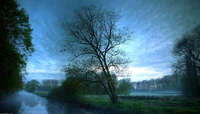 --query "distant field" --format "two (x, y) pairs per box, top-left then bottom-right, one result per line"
(81, 95), (200, 114)
(130, 91), (182, 96)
